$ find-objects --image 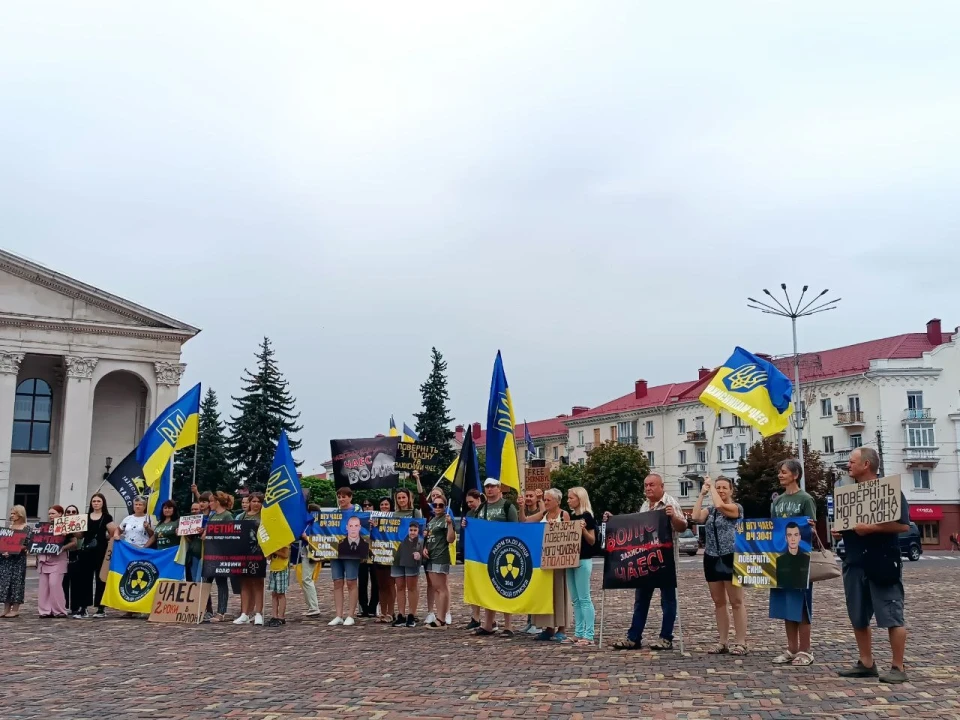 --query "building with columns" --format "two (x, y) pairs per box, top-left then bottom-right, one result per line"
(0, 249), (198, 519)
